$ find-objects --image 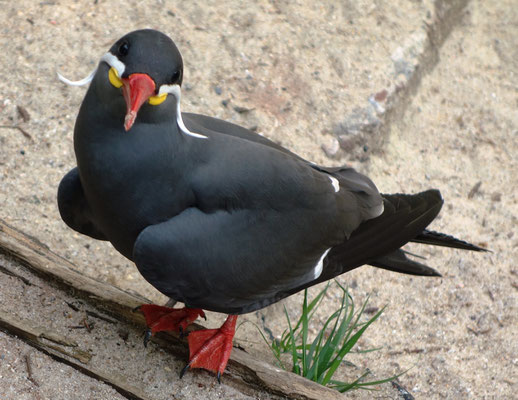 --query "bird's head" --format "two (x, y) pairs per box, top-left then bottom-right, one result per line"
(104, 29), (184, 131)
(59, 29), (187, 132)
